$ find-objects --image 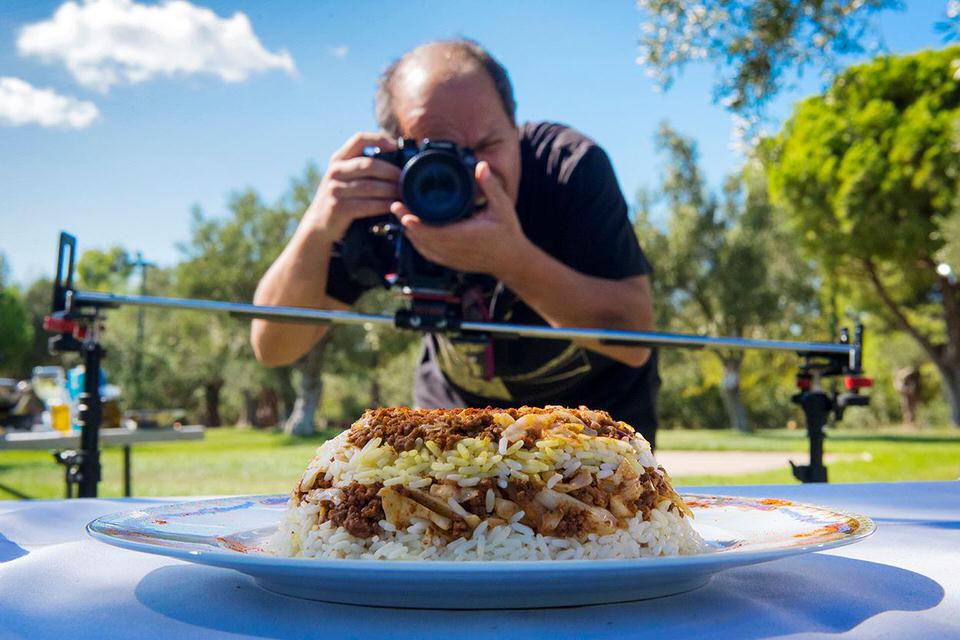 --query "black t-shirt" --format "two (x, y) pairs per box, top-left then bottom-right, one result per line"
(327, 121), (660, 442)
